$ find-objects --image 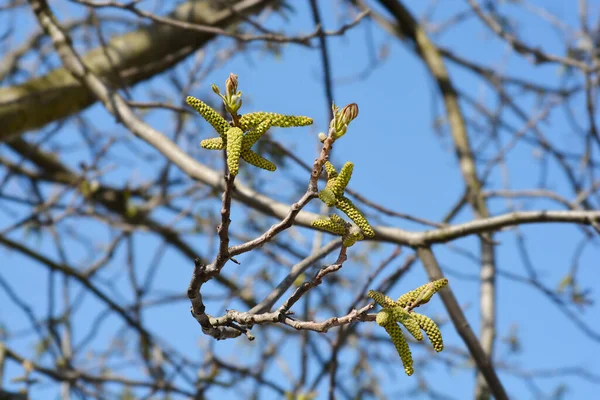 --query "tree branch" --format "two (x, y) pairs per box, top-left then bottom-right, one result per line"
(416, 246), (508, 400)
(1, 0), (275, 142)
